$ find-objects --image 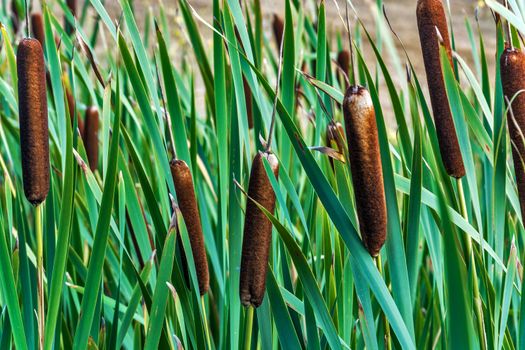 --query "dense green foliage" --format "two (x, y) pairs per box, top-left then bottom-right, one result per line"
(0, 0), (525, 349)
